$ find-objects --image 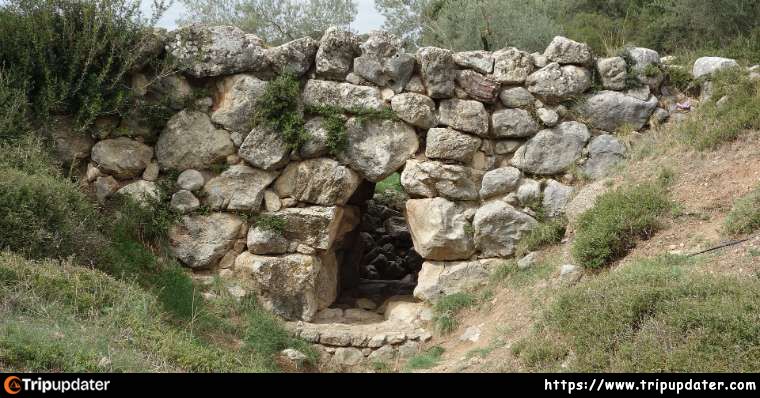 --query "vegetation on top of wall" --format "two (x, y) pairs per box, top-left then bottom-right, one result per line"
(254, 214), (287, 234)
(572, 183), (670, 269)
(513, 255), (760, 372)
(0, 0), (171, 134)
